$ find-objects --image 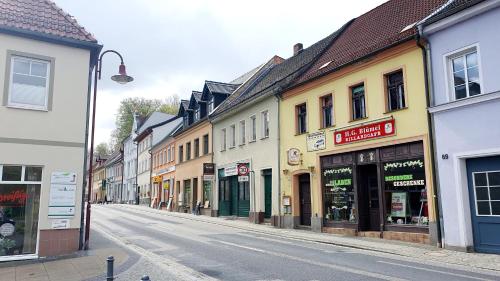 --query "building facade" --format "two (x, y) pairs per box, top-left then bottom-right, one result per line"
(150, 118), (182, 209)
(0, 0), (100, 260)
(123, 114), (143, 204)
(279, 0), (447, 245)
(421, 0), (500, 253)
(92, 156), (107, 203)
(105, 150), (123, 203)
